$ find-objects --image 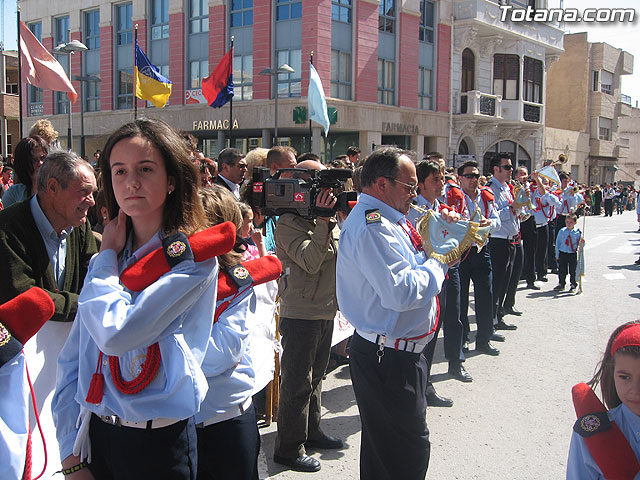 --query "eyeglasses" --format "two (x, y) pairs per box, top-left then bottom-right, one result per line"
(499, 164), (514, 170)
(386, 177), (418, 195)
(461, 173), (480, 179)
